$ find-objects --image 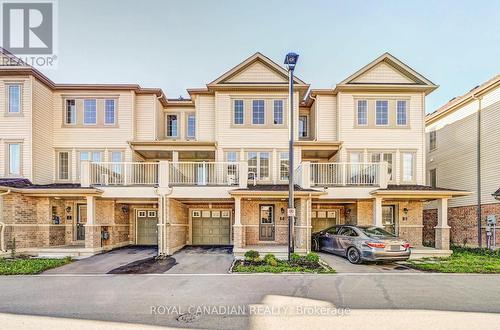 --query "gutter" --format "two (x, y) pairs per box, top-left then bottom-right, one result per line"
(472, 94), (483, 247)
(0, 189), (11, 252)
